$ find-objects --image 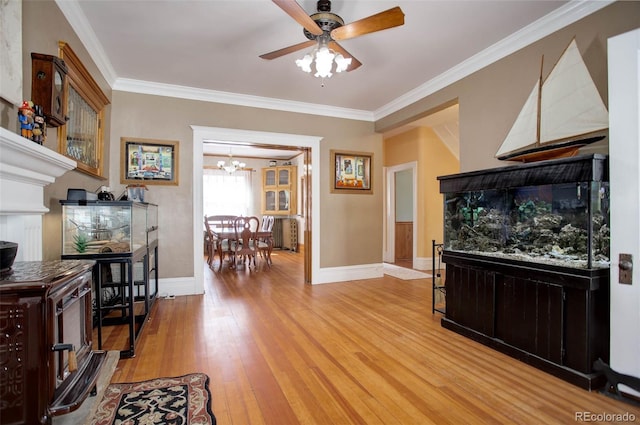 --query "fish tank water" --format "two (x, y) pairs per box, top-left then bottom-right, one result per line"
(438, 155), (609, 270)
